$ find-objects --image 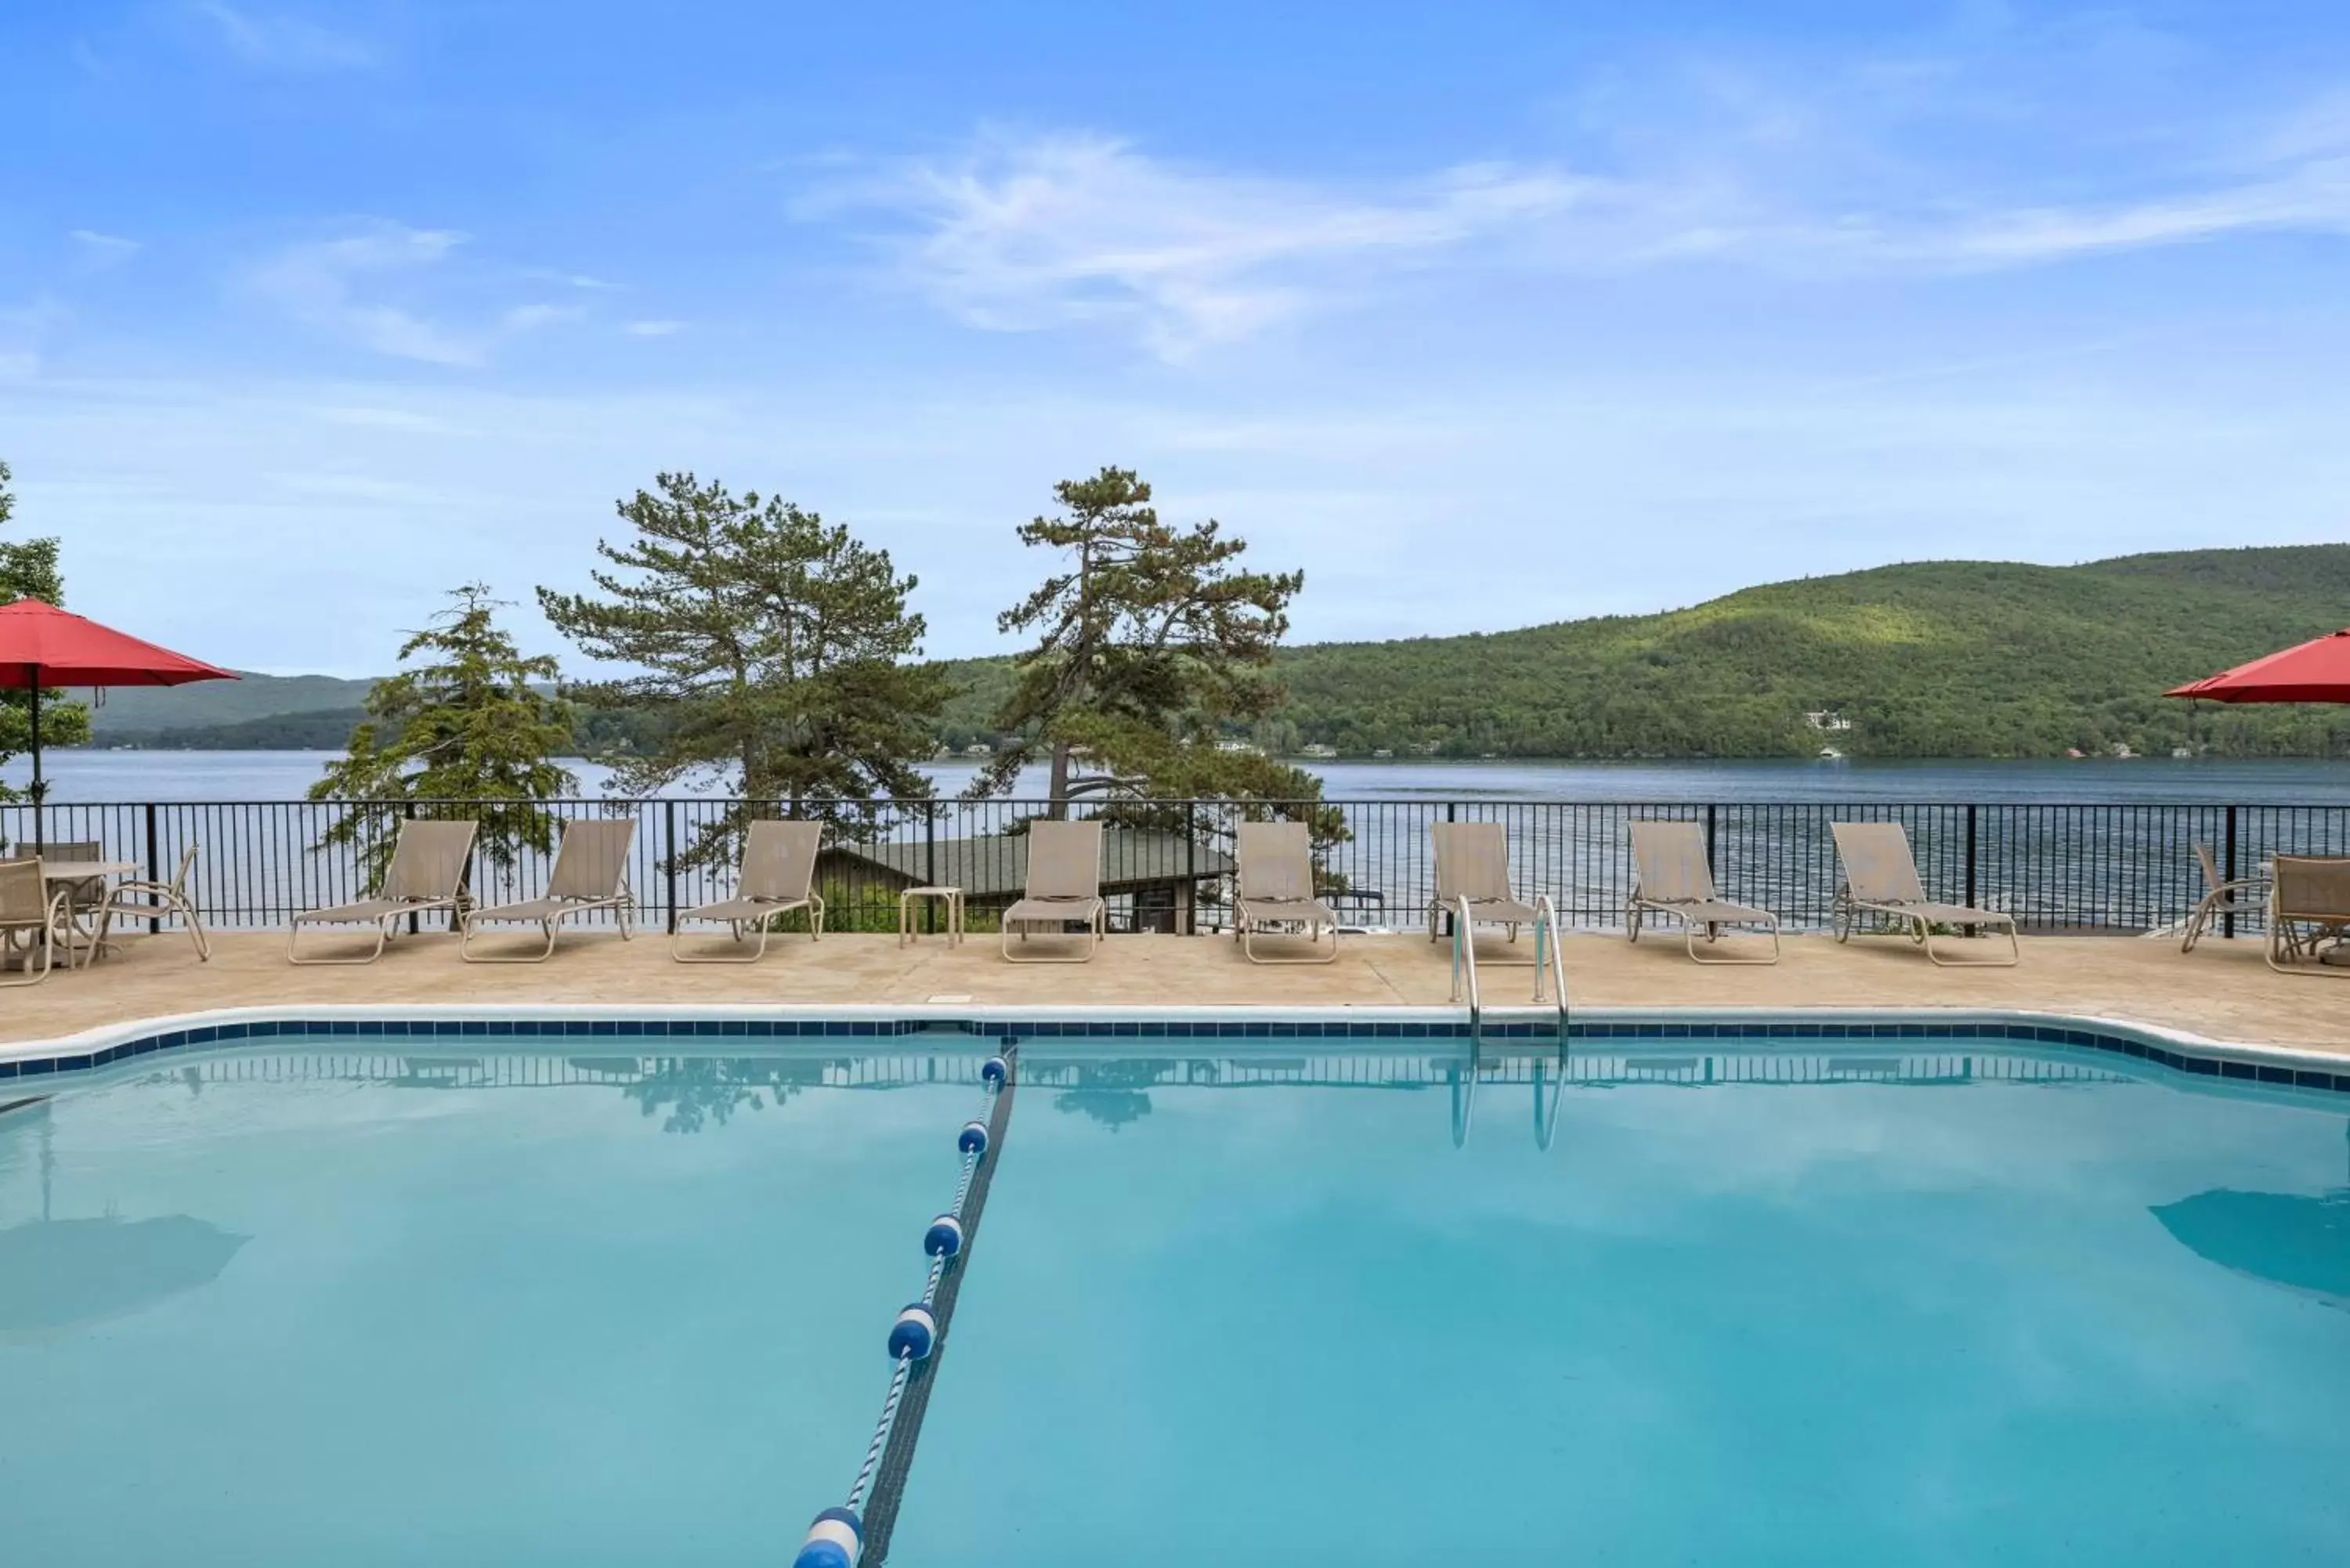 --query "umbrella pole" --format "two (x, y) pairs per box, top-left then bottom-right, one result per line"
(27, 671), (41, 854)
